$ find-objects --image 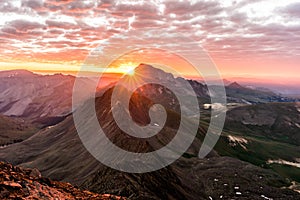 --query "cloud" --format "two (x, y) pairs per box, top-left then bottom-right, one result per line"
(281, 2), (300, 18)
(0, 0), (299, 67)
(0, 2), (20, 13)
(8, 19), (45, 32)
(164, 1), (222, 15)
(22, 0), (44, 9)
(45, 19), (78, 29)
